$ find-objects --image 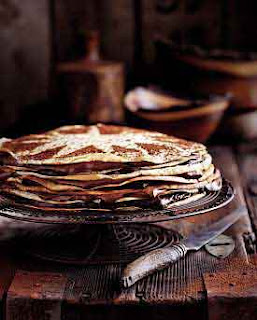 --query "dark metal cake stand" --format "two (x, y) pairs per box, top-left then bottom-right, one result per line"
(0, 179), (234, 265)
